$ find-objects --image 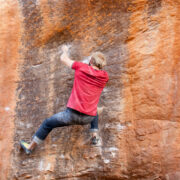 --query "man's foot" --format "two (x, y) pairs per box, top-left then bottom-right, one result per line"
(90, 136), (102, 146)
(20, 140), (32, 155)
